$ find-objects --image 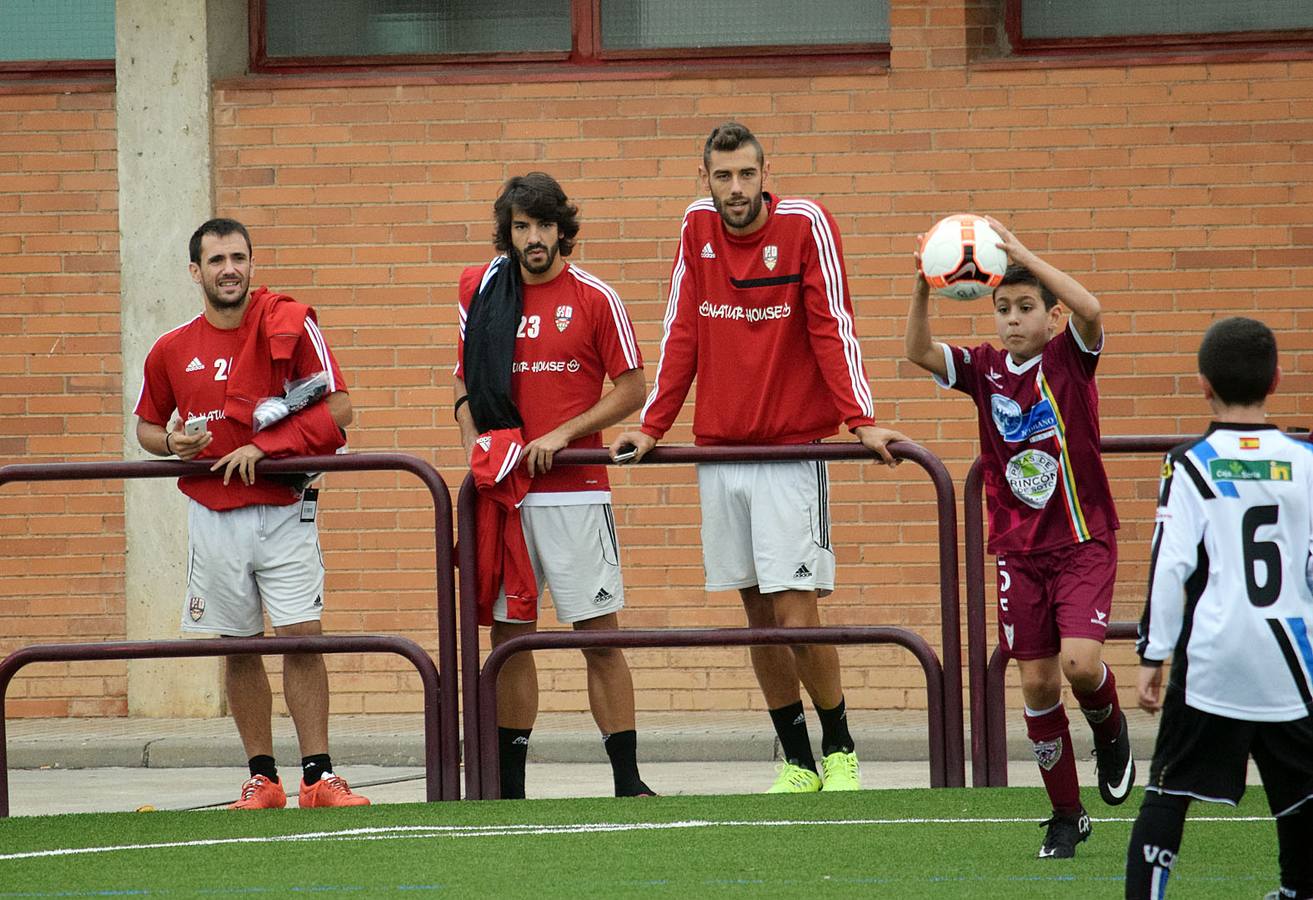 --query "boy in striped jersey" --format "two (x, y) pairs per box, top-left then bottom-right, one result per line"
(905, 218), (1132, 857)
(1125, 317), (1313, 900)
